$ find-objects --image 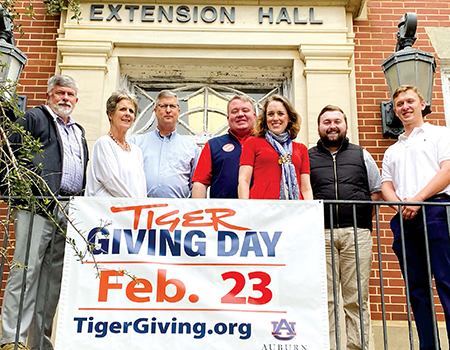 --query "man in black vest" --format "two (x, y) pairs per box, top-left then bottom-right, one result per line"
(309, 105), (381, 350)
